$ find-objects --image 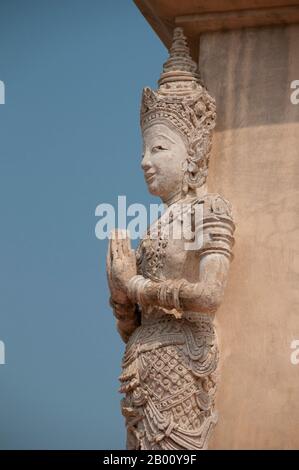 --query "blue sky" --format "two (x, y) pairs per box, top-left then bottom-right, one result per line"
(0, 0), (166, 449)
